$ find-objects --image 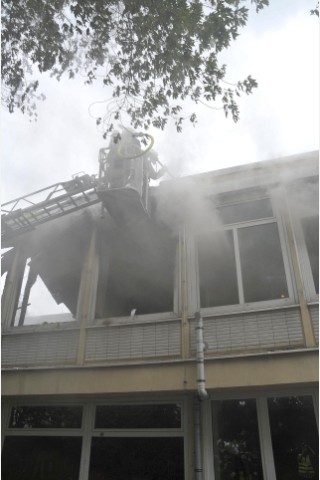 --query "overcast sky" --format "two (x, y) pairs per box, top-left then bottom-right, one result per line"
(1, 0), (319, 203)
